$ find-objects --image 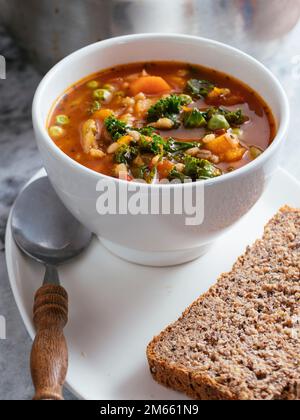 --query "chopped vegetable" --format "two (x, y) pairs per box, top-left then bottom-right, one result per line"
(205, 133), (236, 155)
(185, 79), (215, 99)
(183, 155), (221, 180)
(93, 89), (112, 103)
(117, 135), (133, 145)
(137, 126), (156, 136)
(87, 80), (99, 89)
(207, 87), (231, 99)
(93, 109), (114, 120)
(157, 159), (174, 179)
(231, 128), (243, 137)
(132, 165), (156, 183)
(102, 83), (115, 92)
(90, 100), (101, 114)
(183, 108), (207, 128)
(56, 115), (70, 125)
(250, 146), (263, 160)
(49, 125), (64, 137)
(207, 114), (230, 131)
(130, 76), (171, 96)
(105, 116), (128, 140)
(168, 167), (190, 183)
(147, 94), (191, 125)
(165, 139), (202, 154)
(139, 134), (166, 155)
(218, 107), (248, 126)
(222, 147), (246, 162)
(115, 144), (138, 165)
